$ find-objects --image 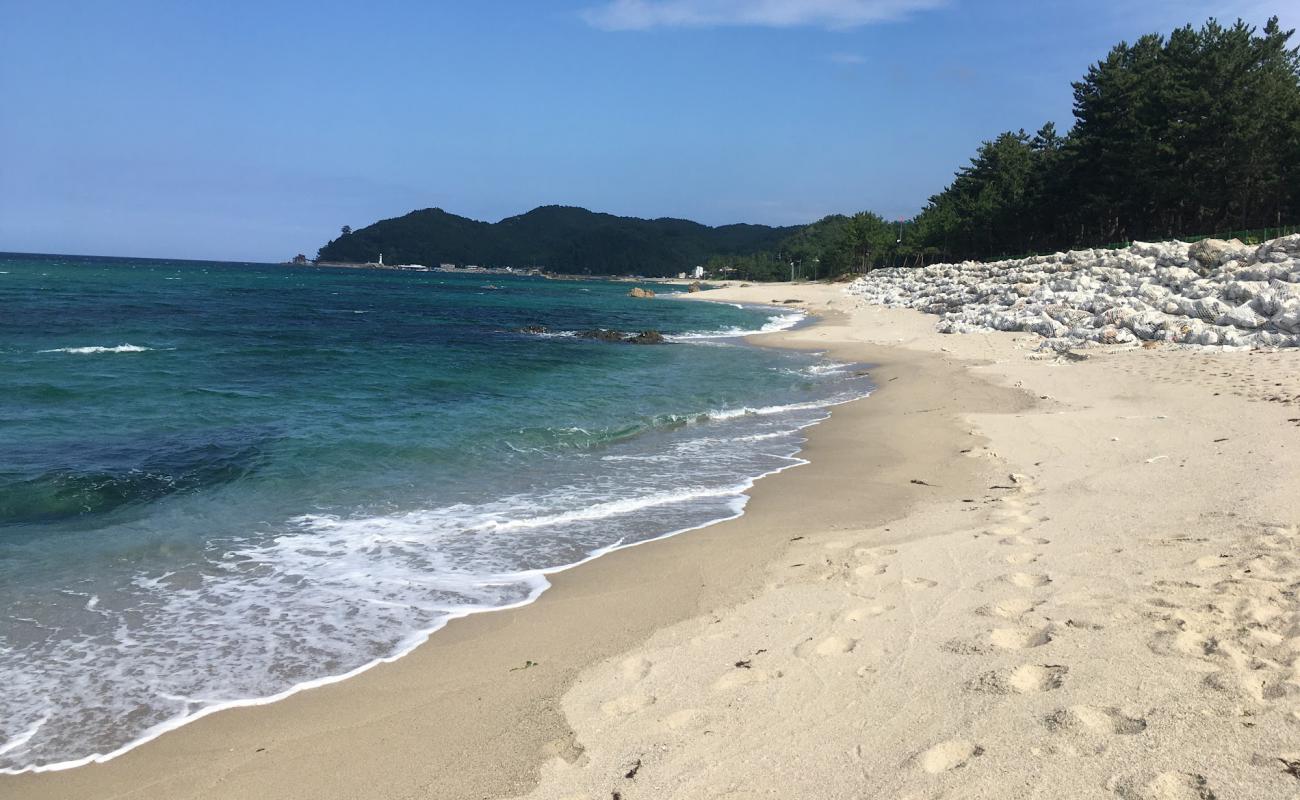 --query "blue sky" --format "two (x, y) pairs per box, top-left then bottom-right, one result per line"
(0, 0), (1290, 261)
